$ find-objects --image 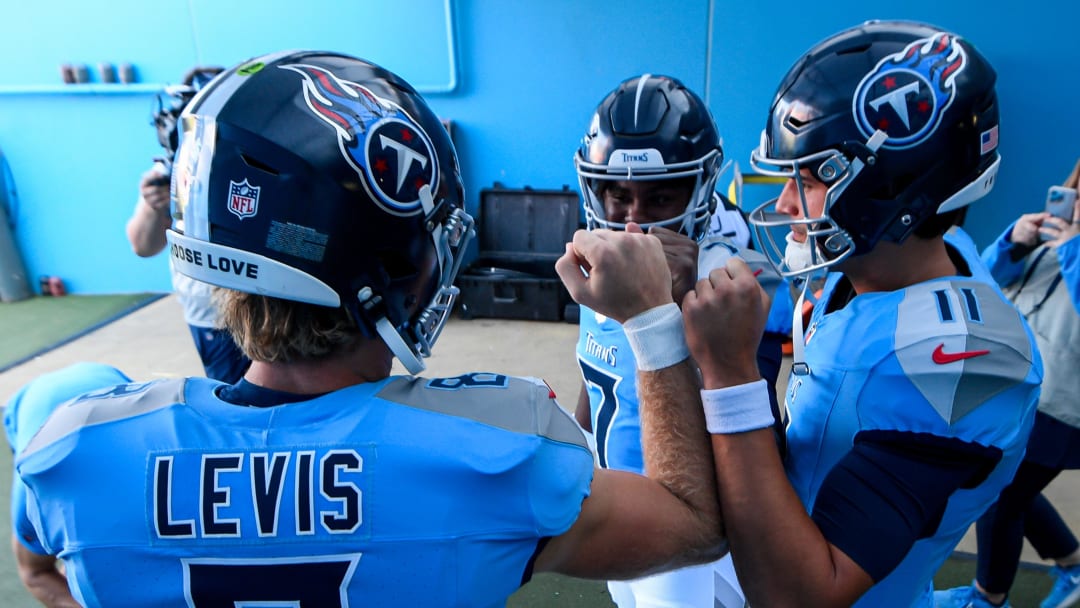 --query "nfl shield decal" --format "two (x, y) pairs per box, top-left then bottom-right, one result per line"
(853, 33), (967, 150)
(280, 63), (438, 217)
(227, 179), (260, 219)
